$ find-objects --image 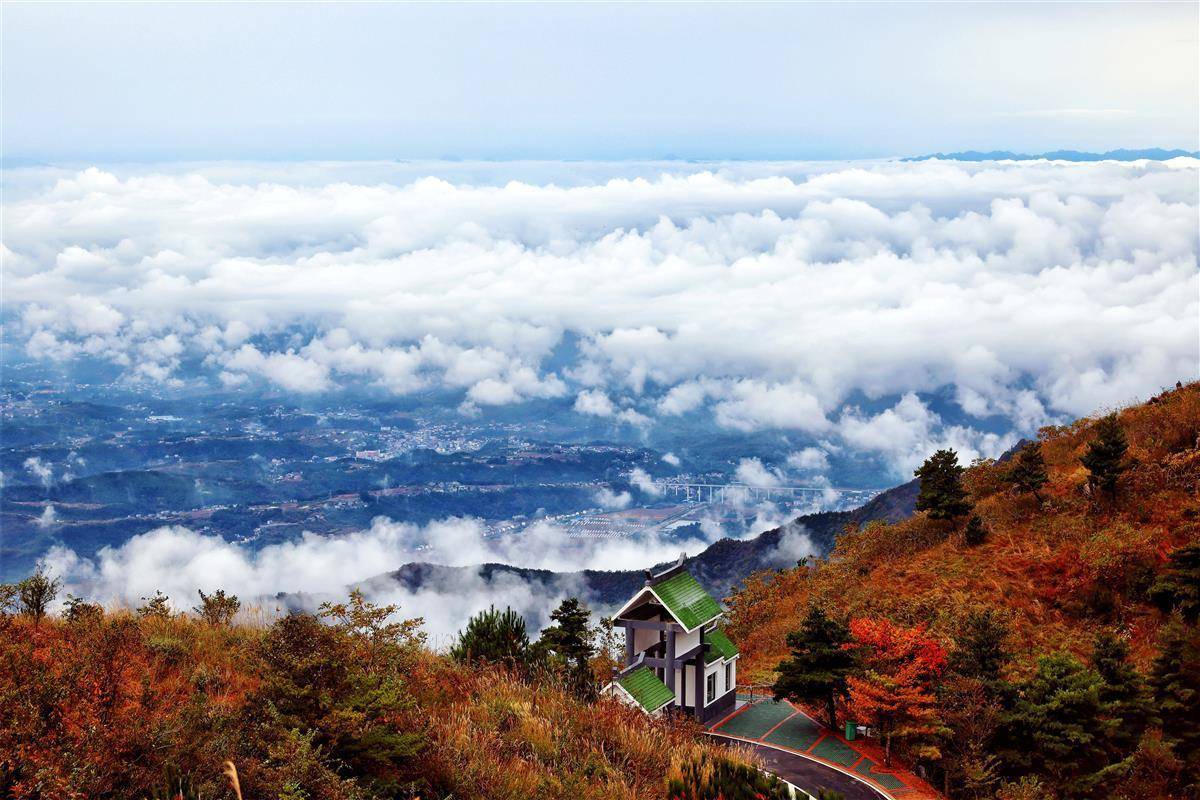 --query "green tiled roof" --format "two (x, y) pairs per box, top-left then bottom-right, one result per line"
(617, 666), (675, 713)
(653, 571), (722, 631)
(705, 627), (739, 664)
